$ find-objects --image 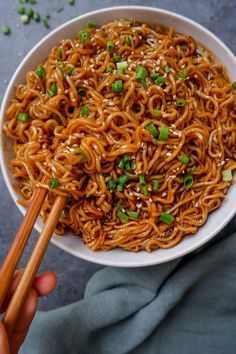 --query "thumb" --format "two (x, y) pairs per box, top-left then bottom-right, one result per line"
(0, 321), (10, 354)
